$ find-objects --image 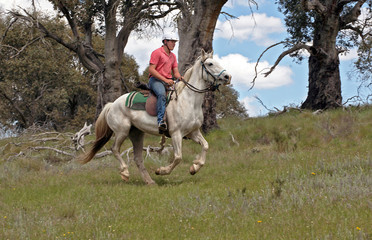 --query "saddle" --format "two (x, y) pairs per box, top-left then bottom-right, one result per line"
(125, 82), (171, 117)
